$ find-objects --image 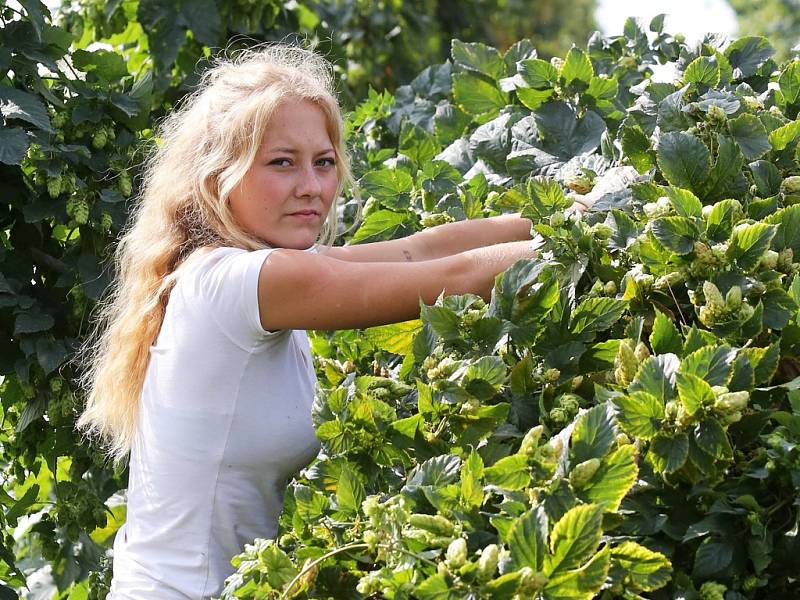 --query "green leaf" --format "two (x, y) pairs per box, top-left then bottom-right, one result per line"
(452, 72), (508, 117)
(665, 187), (702, 219)
(408, 455), (461, 487)
(336, 468), (365, 514)
(749, 160), (782, 196)
(72, 48), (129, 81)
(544, 545), (611, 600)
(609, 541), (672, 593)
(0, 127), (29, 165)
(656, 131), (710, 192)
(724, 36), (775, 79)
(483, 454), (530, 490)
(351, 210), (414, 244)
(14, 311), (54, 335)
(415, 574), (453, 600)
(742, 343), (781, 386)
(693, 538), (733, 578)
(452, 40), (506, 80)
(779, 60), (800, 105)
(460, 449), (484, 508)
(679, 345), (735, 386)
(570, 403), (617, 464)
(5, 484), (39, 524)
(509, 505), (548, 570)
(517, 87), (555, 110)
(605, 209), (641, 250)
(570, 297), (626, 336)
(364, 320), (422, 355)
(693, 418), (731, 459)
(620, 124), (654, 174)
(517, 58), (558, 89)
(768, 119), (800, 151)
(657, 88), (693, 132)
(728, 222), (777, 271)
(0, 85), (52, 132)
(702, 135), (745, 202)
(649, 432), (688, 473)
(420, 303), (461, 341)
(683, 56), (720, 87)
(178, 0), (220, 46)
(361, 168), (414, 203)
(676, 372), (714, 416)
(400, 122), (439, 168)
(560, 47), (594, 88)
(546, 503), (604, 575)
(762, 288), (797, 330)
(613, 391), (664, 441)
(650, 310), (683, 355)
(765, 204), (800, 254)
(651, 217), (700, 255)
(632, 354), (680, 403)
(729, 113), (771, 160)
(532, 101), (606, 159)
(580, 445), (638, 511)
(705, 199), (741, 241)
